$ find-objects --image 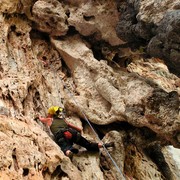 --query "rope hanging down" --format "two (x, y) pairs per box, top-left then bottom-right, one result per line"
(50, 64), (126, 180)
